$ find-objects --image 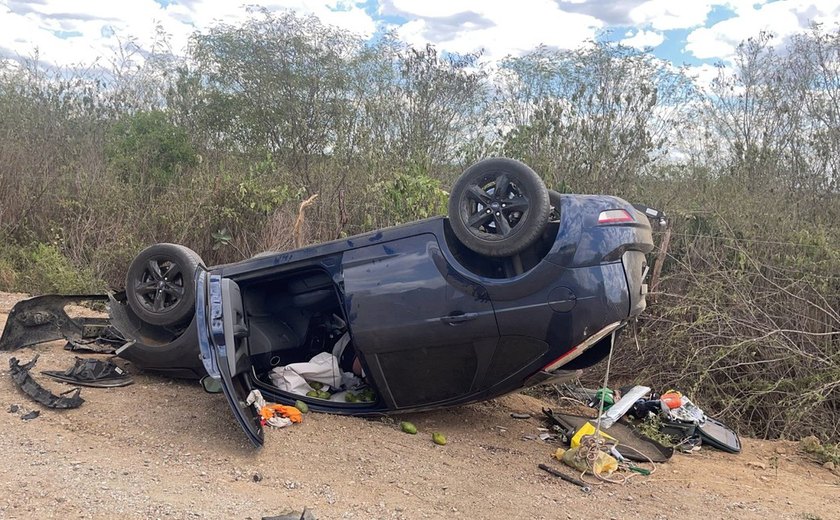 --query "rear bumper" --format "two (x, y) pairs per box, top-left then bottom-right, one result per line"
(541, 321), (623, 372)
